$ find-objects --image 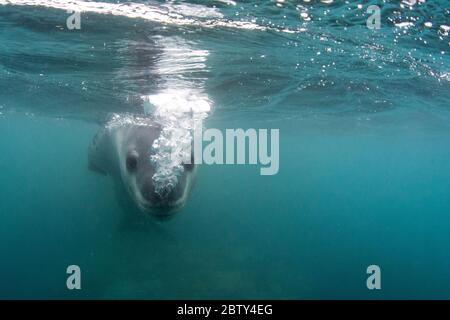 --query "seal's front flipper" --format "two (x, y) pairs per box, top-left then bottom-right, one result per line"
(88, 159), (107, 175)
(88, 128), (108, 176)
